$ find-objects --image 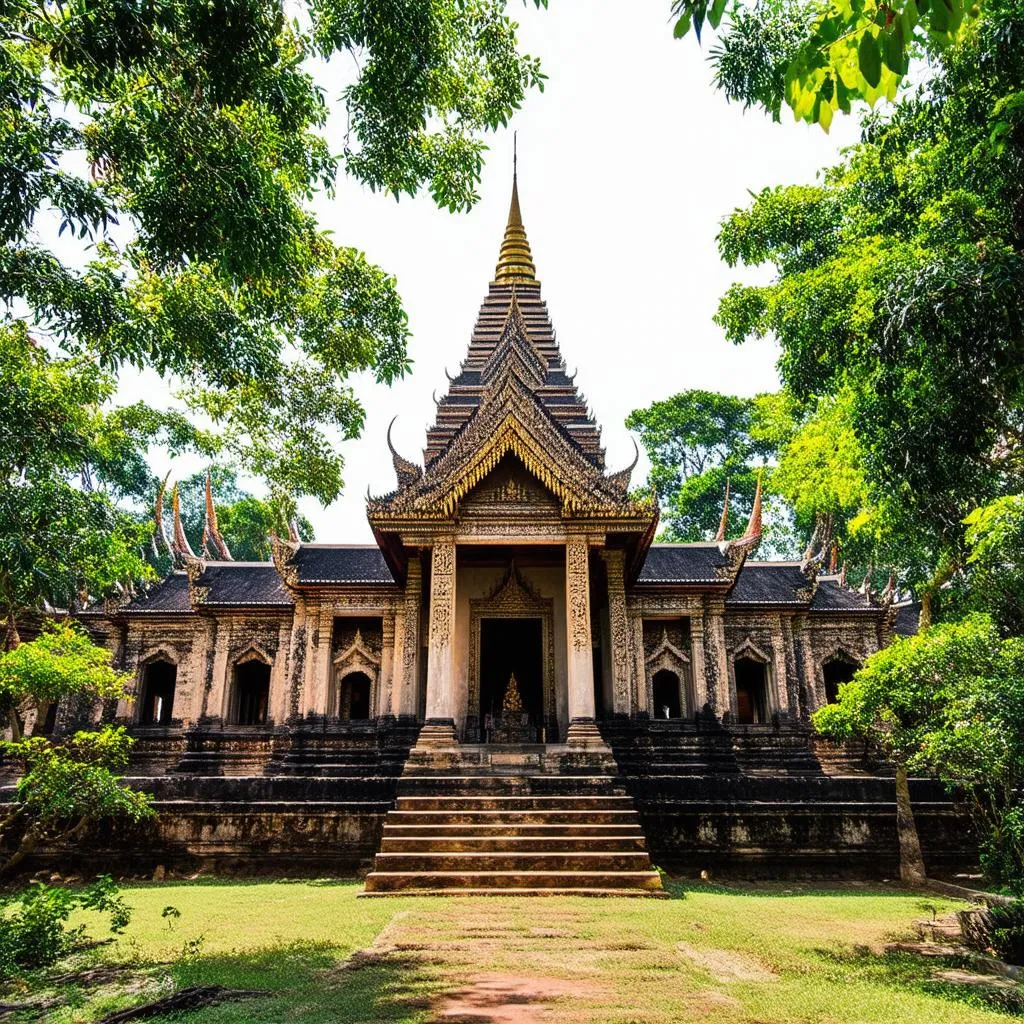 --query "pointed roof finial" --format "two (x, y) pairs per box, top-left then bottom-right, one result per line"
(743, 469), (763, 540)
(714, 478), (731, 543)
(494, 135), (537, 284)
